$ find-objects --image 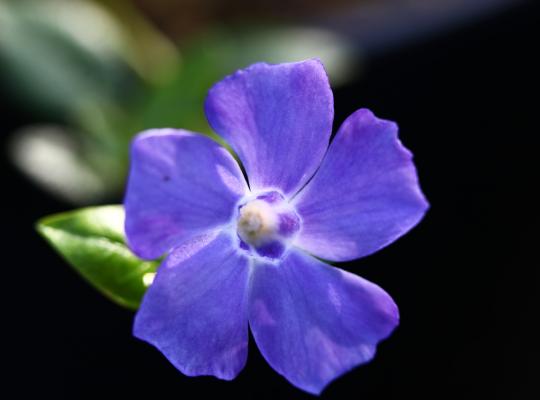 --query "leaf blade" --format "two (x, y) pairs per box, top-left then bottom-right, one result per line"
(37, 205), (158, 310)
